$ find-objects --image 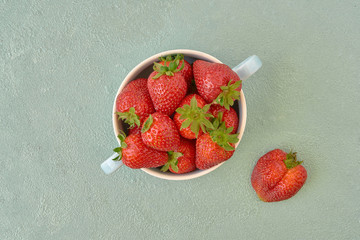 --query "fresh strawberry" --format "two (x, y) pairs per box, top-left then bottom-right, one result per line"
(251, 149), (307, 202)
(161, 138), (196, 174)
(113, 131), (168, 169)
(116, 78), (155, 128)
(209, 104), (239, 134)
(159, 54), (193, 89)
(193, 60), (242, 109)
(141, 112), (180, 152)
(174, 94), (213, 139)
(148, 57), (187, 116)
(195, 120), (239, 170)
